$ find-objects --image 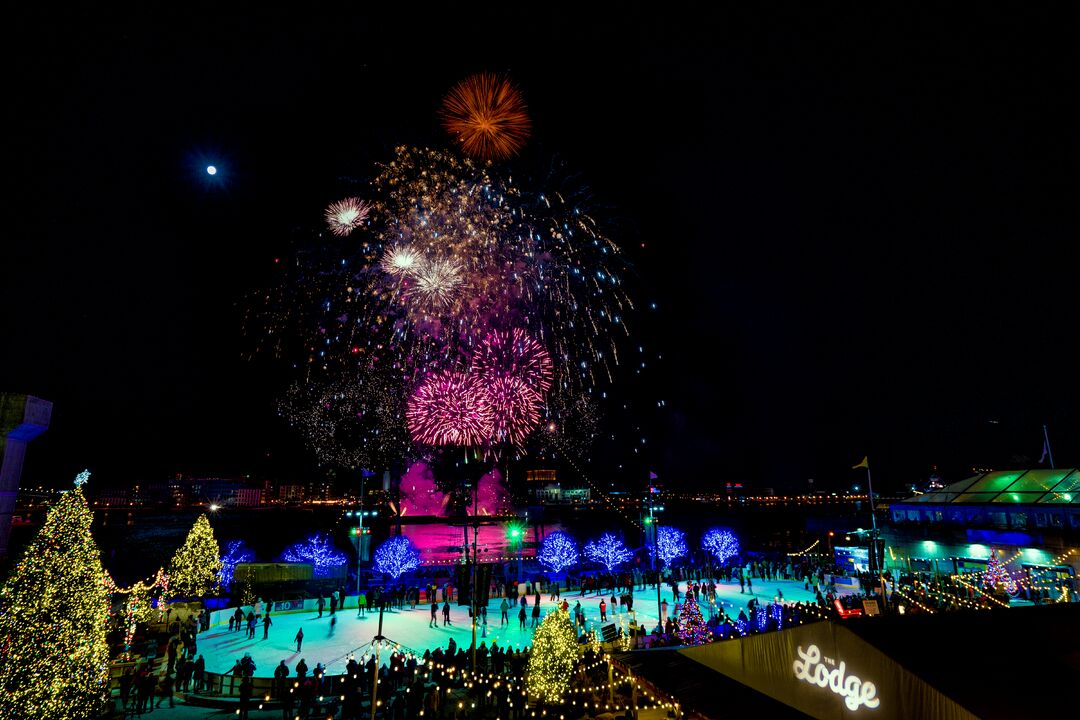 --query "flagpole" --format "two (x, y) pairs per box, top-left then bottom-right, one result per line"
(1043, 425), (1055, 469)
